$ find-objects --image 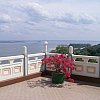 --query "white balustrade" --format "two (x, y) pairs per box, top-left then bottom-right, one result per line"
(0, 53), (45, 81)
(73, 55), (100, 78)
(46, 53), (100, 78)
(0, 42), (46, 82)
(0, 55), (24, 81)
(0, 43), (100, 82)
(28, 53), (45, 75)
